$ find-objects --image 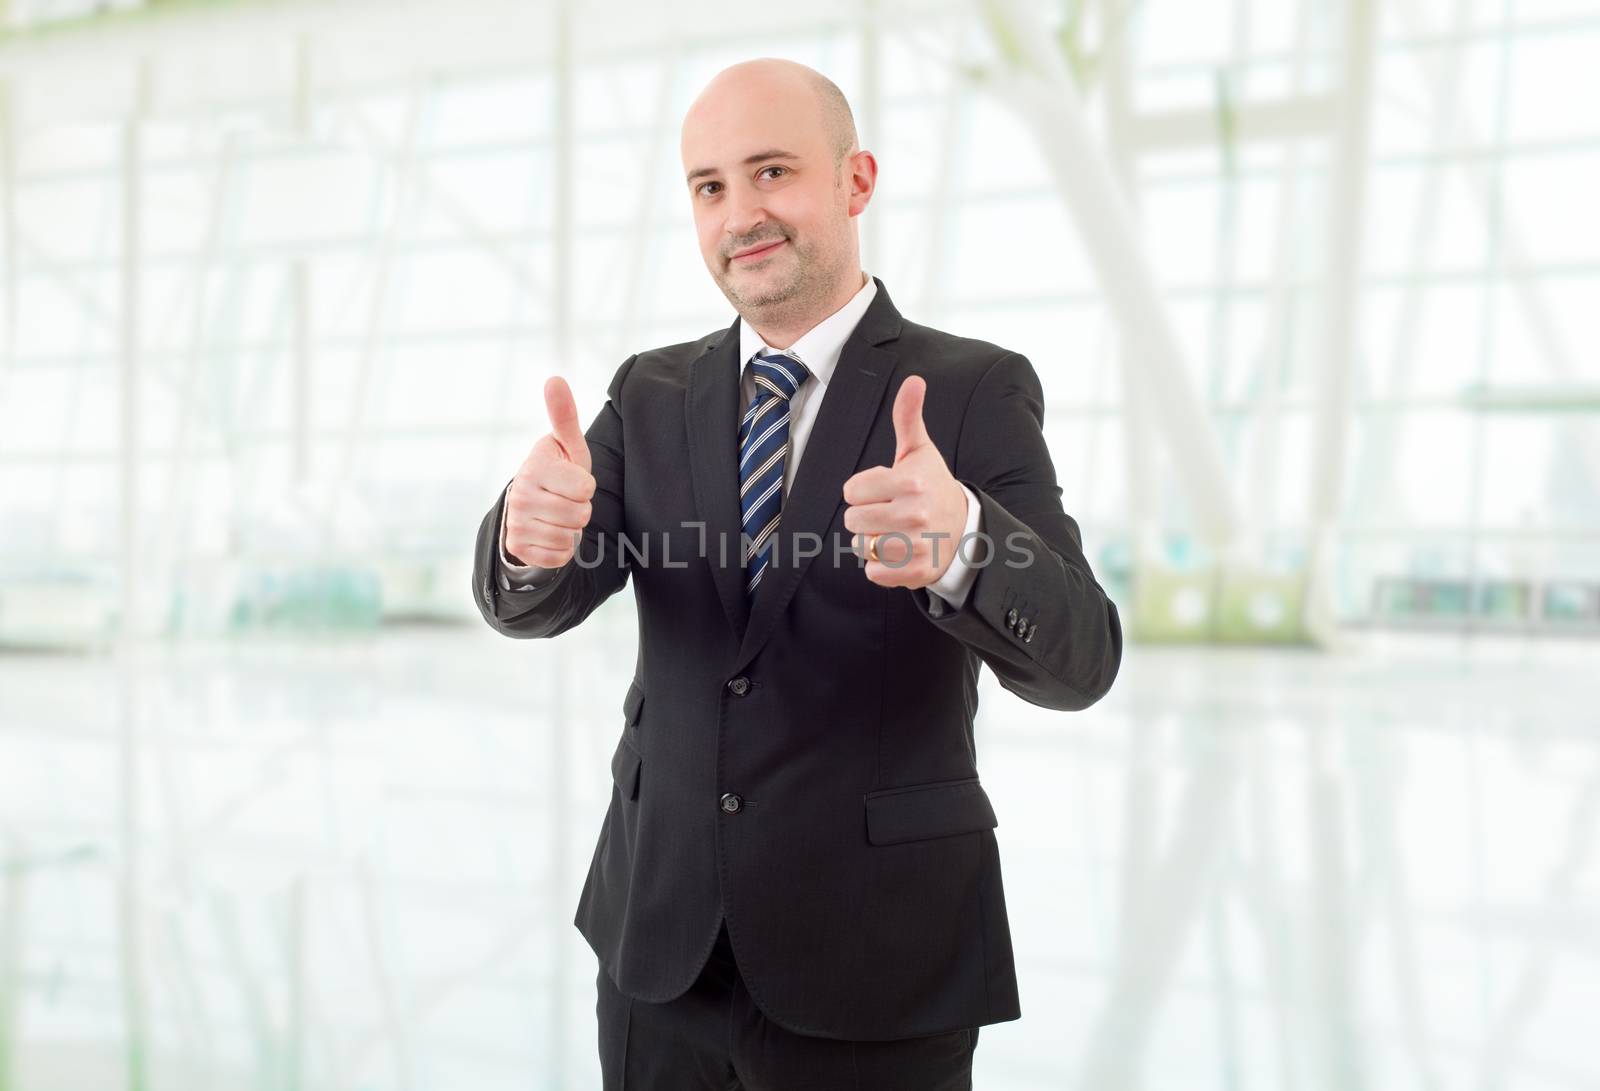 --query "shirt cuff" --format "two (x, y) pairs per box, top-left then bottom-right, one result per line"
(924, 482), (982, 611)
